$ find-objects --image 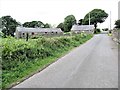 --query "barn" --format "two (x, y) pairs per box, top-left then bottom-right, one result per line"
(15, 27), (63, 38)
(71, 25), (94, 34)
